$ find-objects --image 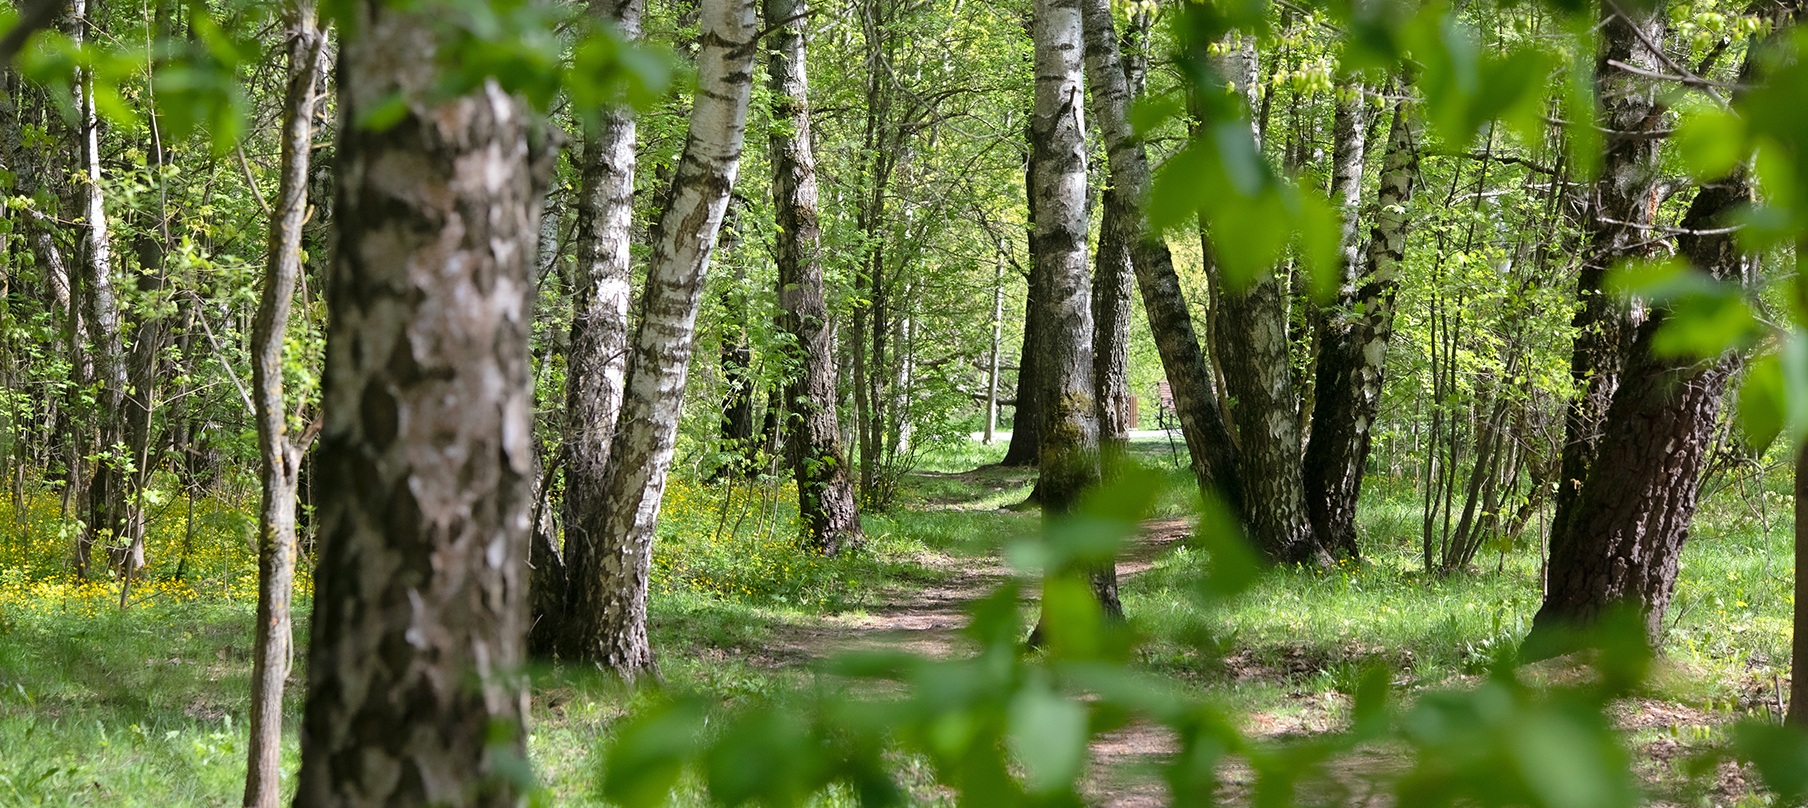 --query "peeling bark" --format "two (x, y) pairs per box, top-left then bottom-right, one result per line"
(534, 0), (644, 658)
(1077, 0), (1244, 521)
